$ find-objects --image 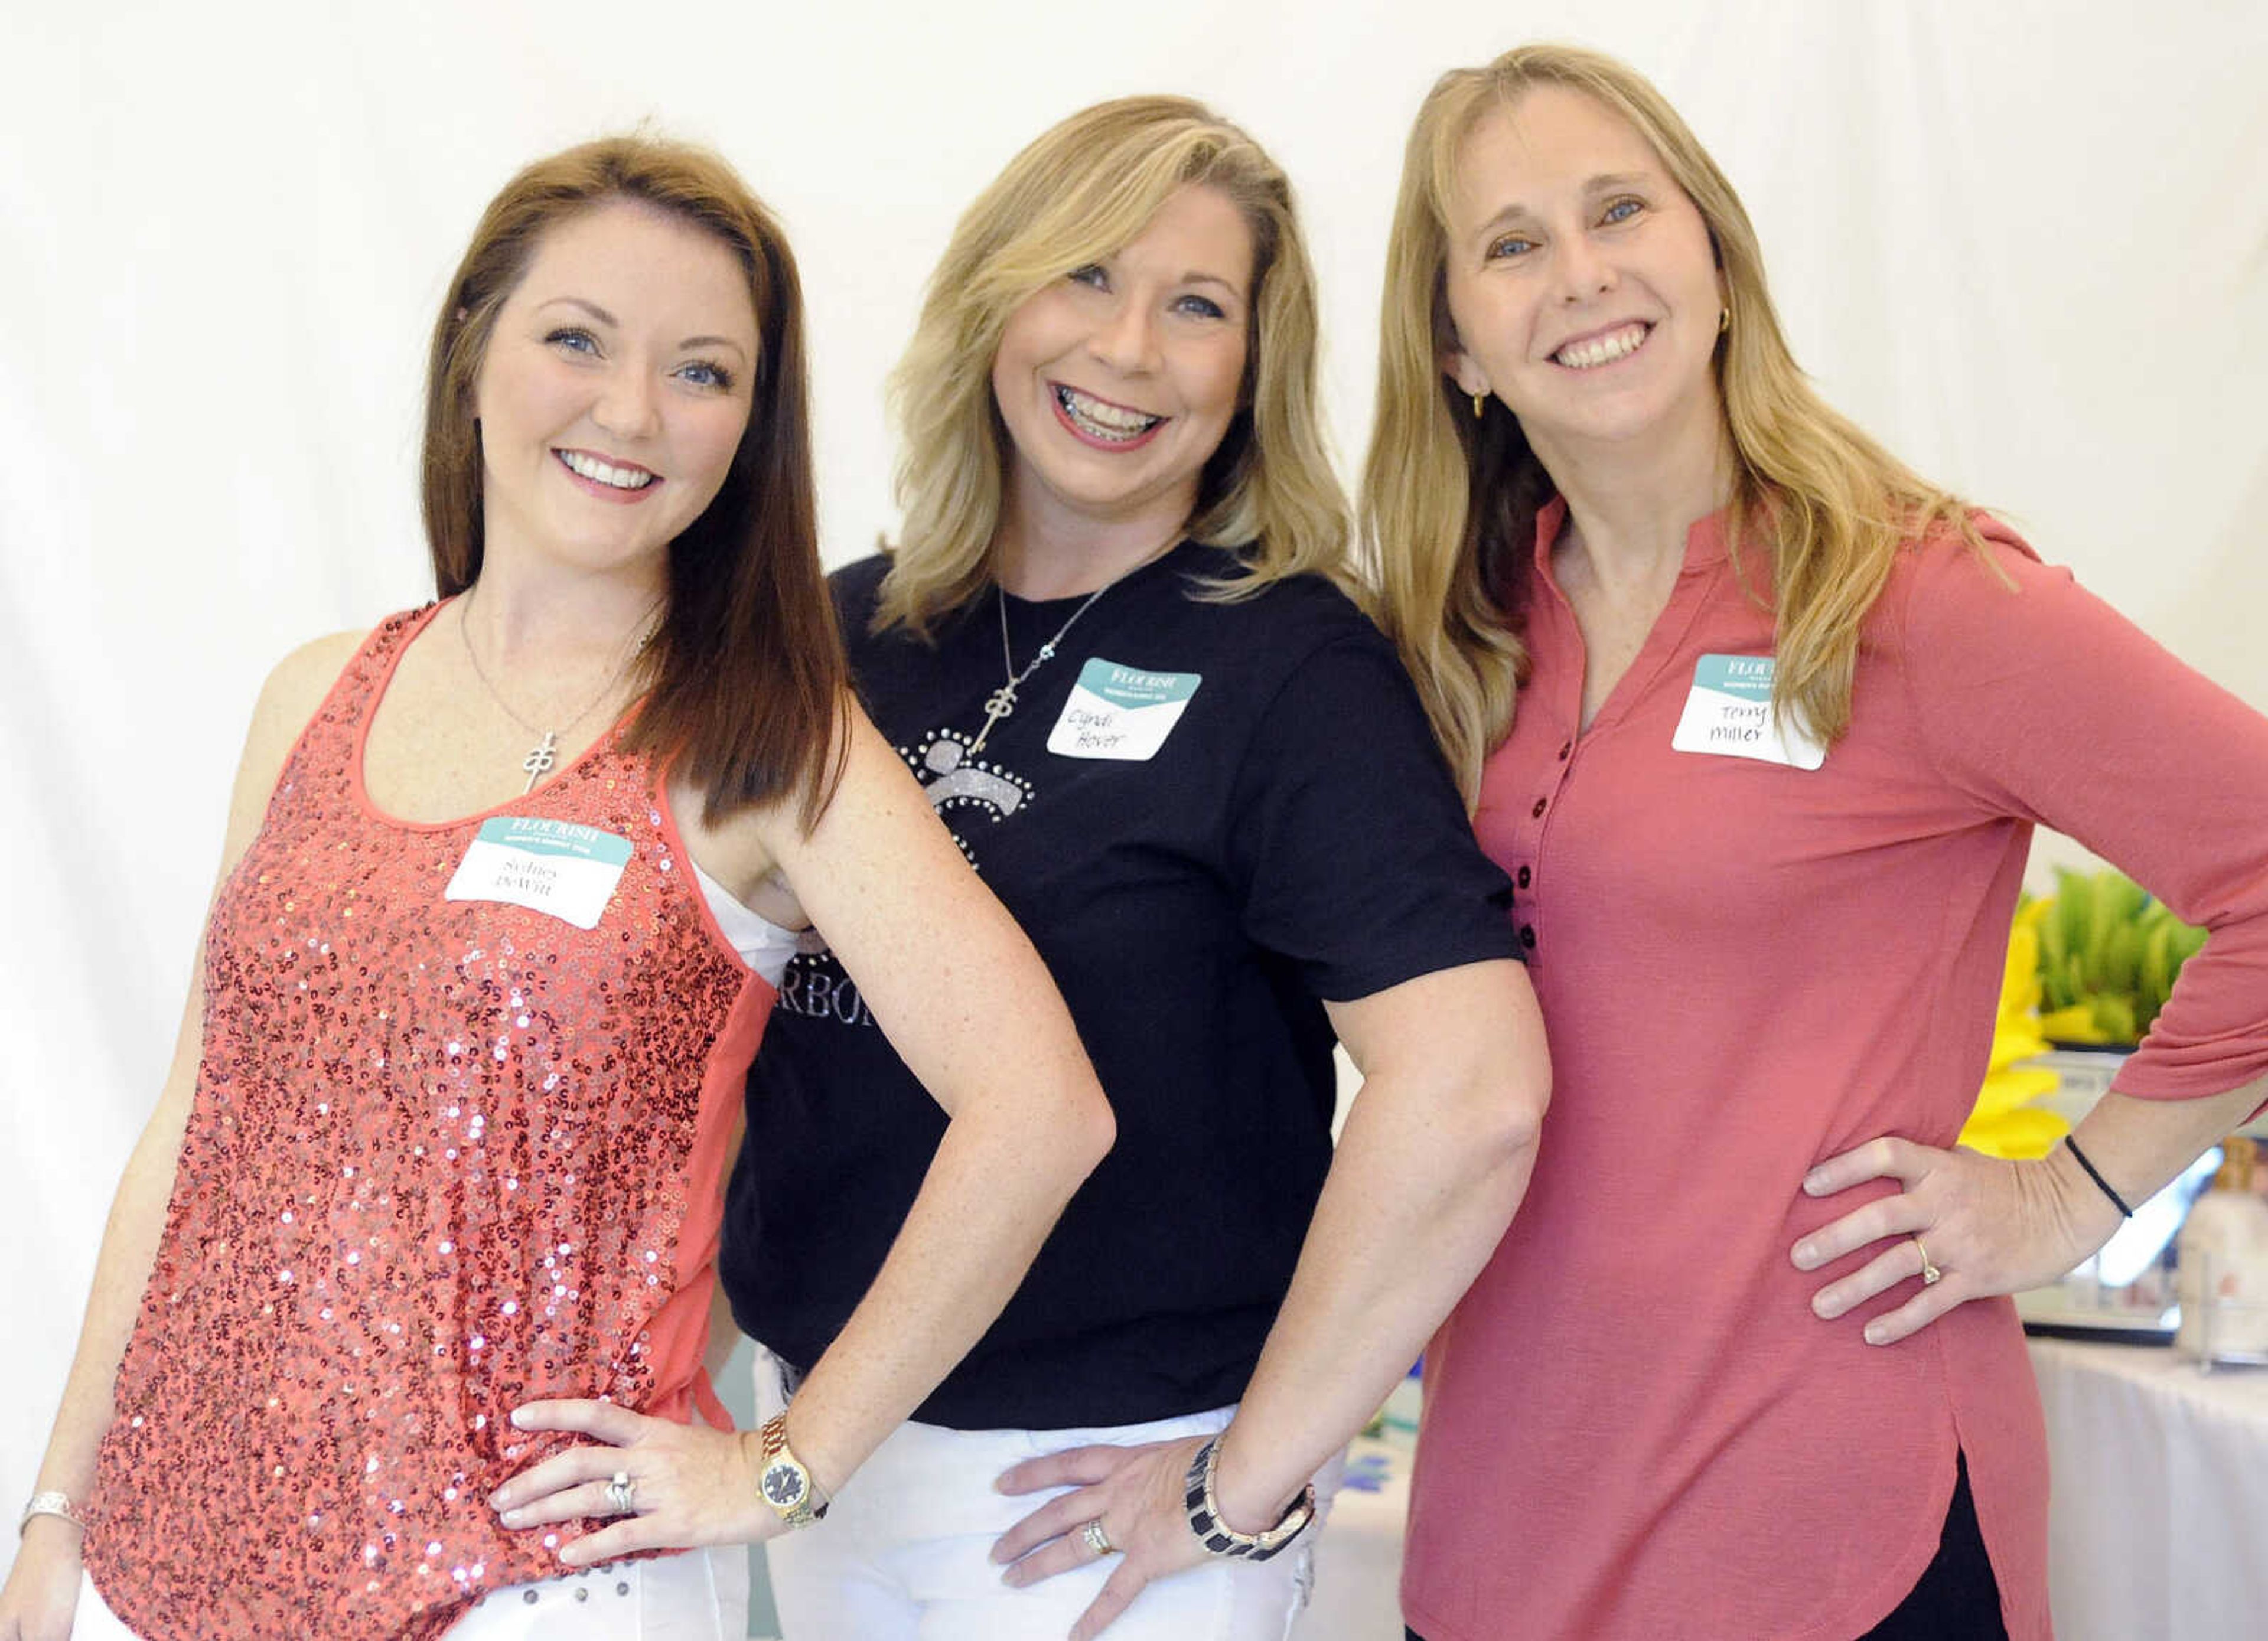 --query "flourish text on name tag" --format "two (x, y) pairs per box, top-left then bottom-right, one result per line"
(1669, 654), (1826, 771)
(444, 816), (634, 929)
(1047, 658), (1203, 761)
